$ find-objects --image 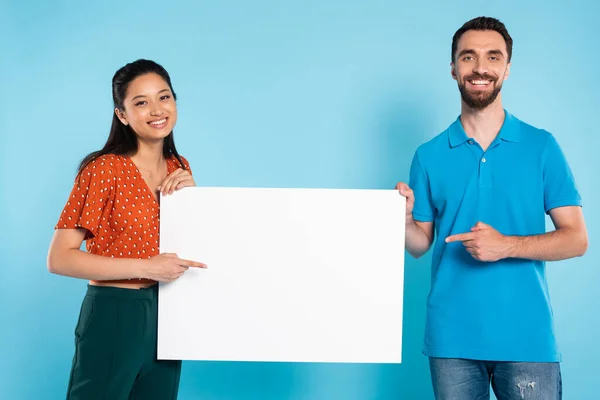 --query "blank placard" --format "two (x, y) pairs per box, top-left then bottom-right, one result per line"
(158, 187), (405, 363)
